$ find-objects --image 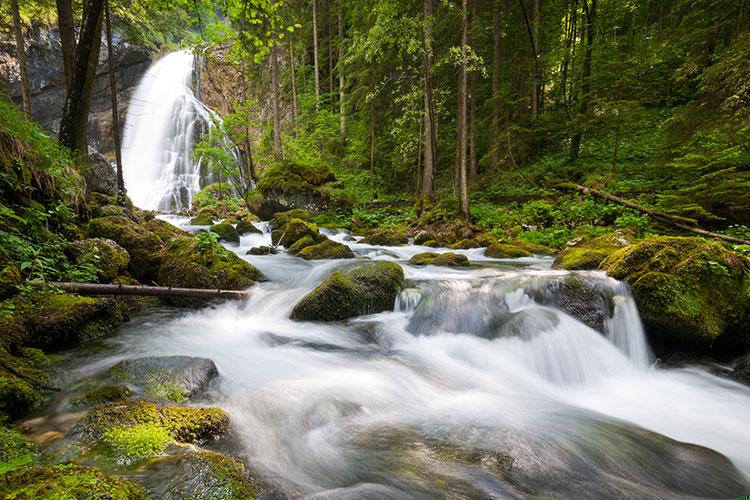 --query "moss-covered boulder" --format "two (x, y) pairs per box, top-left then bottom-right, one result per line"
(272, 218), (321, 247)
(360, 227), (408, 246)
(0, 347), (50, 419)
(71, 400), (229, 444)
(270, 209), (313, 231)
(409, 252), (470, 267)
(297, 239), (355, 260)
(292, 262), (404, 321)
(601, 236), (750, 354)
(108, 356), (218, 403)
(68, 238), (130, 282)
(86, 215), (164, 282)
(473, 233), (499, 247)
(414, 231), (438, 245)
(247, 246), (275, 256)
(423, 239), (442, 248)
(189, 215), (214, 226)
(156, 238), (264, 290)
(209, 222), (240, 244)
(484, 243), (532, 259)
(448, 239), (480, 250)
(0, 464), (147, 499)
(142, 451), (255, 499)
(0, 426), (35, 474)
(0, 262), (21, 299)
(71, 385), (133, 407)
(554, 232), (633, 270)
(287, 235), (316, 255)
(144, 218), (191, 242)
(235, 220), (262, 235)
